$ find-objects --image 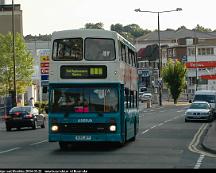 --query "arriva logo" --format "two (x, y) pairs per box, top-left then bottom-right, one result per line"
(77, 119), (93, 123)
